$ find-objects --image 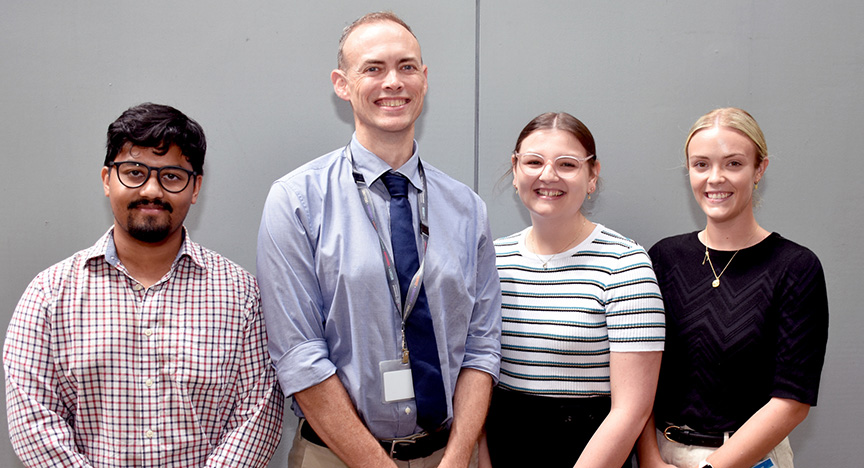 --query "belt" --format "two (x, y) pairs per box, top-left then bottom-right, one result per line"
(300, 419), (450, 461)
(663, 424), (731, 448)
